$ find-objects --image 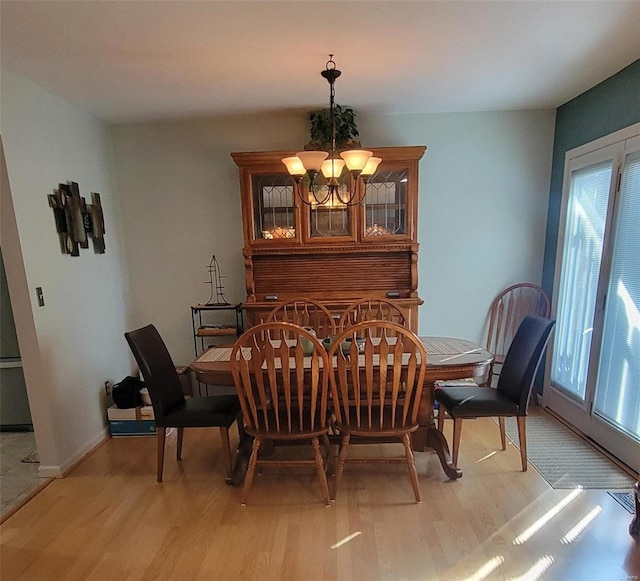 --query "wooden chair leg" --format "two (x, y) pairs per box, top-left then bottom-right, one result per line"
(156, 428), (167, 483)
(312, 437), (331, 507)
(401, 433), (421, 504)
(498, 417), (506, 450)
(219, 426), (232, 478)
(242, 437), (261, 506)
(176, 427), (184, 461)
(452, 418), (463, 466)
(332, 434), (350, 501)
(517, 416), (527, 471)
(437, 406), (445, 432)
